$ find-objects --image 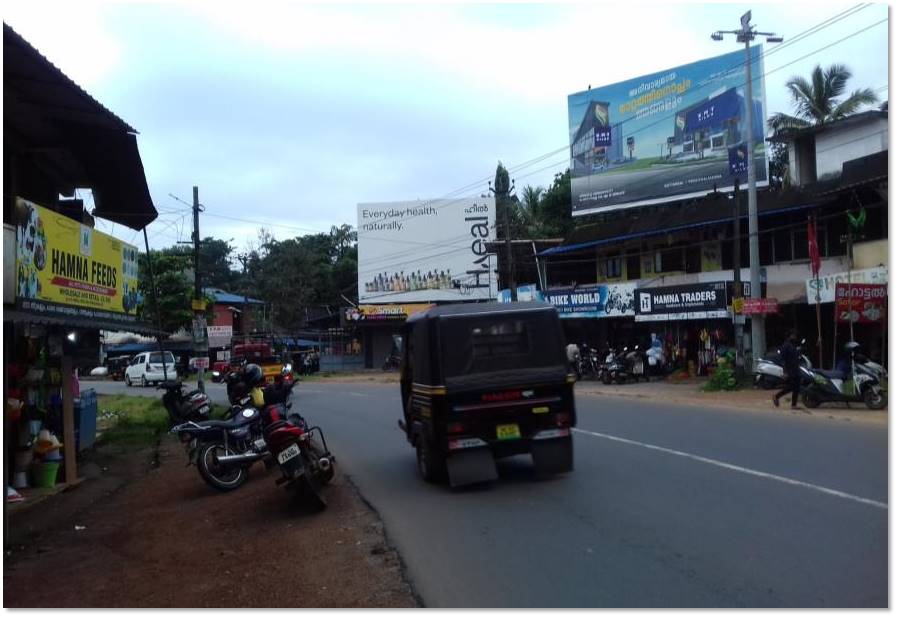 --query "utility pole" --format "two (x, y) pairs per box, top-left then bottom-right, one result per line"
(192, 186), (208, 392)
(712, 11), (783, 370)
(489, 163), (517, 301)
(732, 179), (744, 374)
